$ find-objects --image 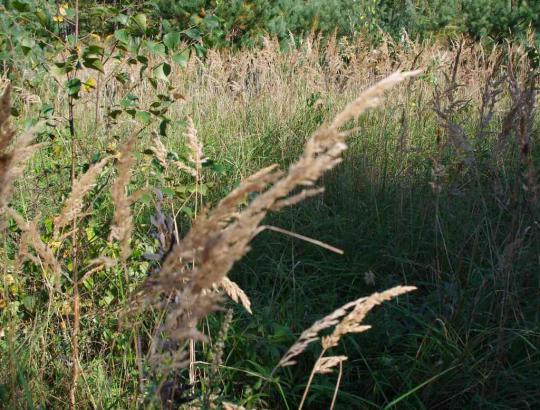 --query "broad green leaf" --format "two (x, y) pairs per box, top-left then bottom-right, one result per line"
(135, 110), (151, 123)
(11, 0), (30, 12)
(115, 72), (130, 84)
(82, 58), (104, 73)
(131, 13), (147, 31)
(114, 29), (130, 44)
(159, 118), (170, 136)
(164, 32), (181, 51)
(145, 40), (166, 56)
(173, 49), (190, 68)
(185, 28), (201, 41)
(65, 78), (82, 98)
(193, 44), (207, 58)
(153, 62), (171, 82)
